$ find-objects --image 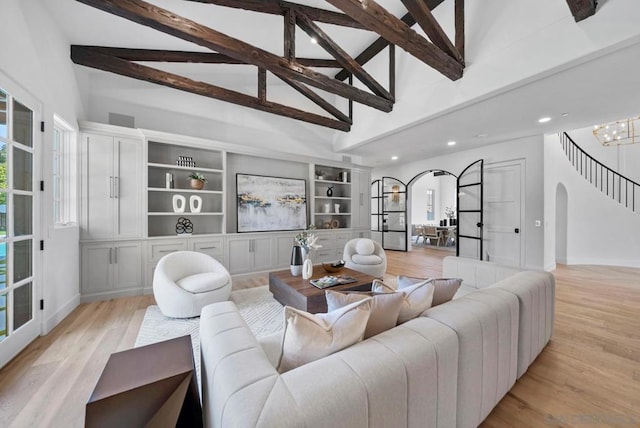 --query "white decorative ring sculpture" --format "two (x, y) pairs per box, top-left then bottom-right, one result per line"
(189, 195), (203, 213)
(172, 194), (186, 213)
